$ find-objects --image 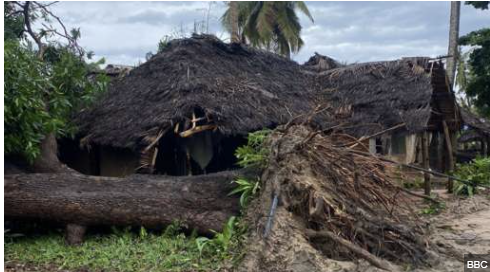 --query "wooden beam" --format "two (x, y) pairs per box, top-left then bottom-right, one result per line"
(421, 132), (431, 196)
(442, 120), (454, 193)
(179, 124), (216, 138)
